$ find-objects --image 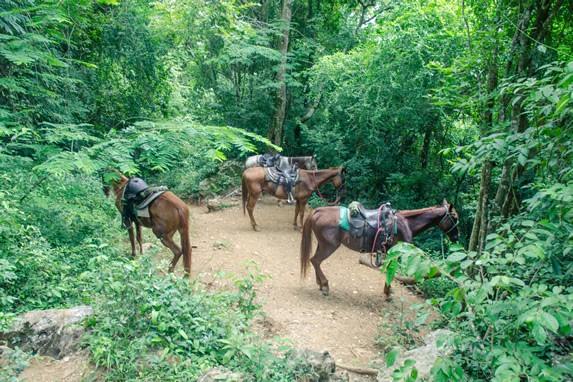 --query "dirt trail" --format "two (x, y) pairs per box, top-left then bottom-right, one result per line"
(19, 195), (427, 381)
(189, 196), (426, 378)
